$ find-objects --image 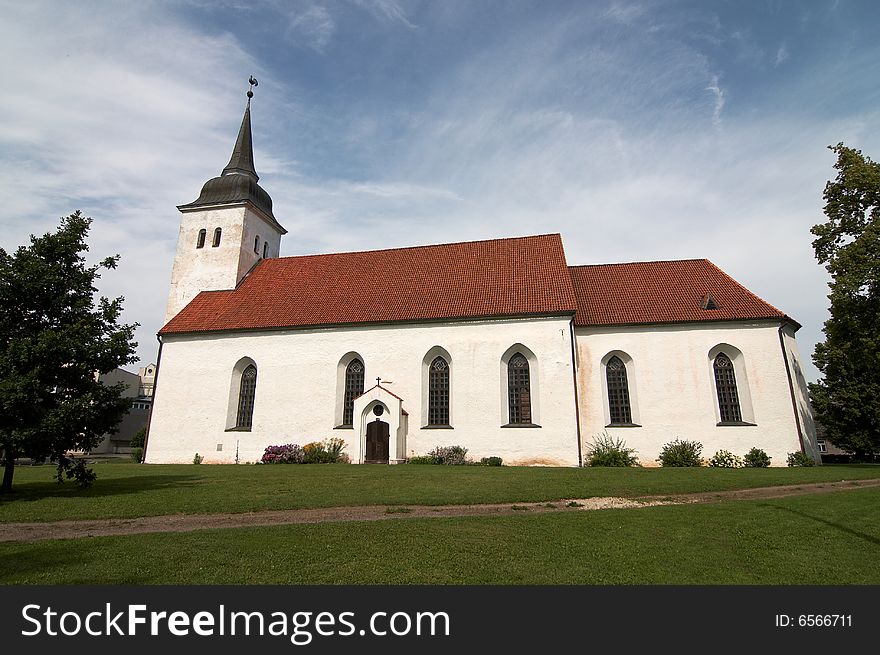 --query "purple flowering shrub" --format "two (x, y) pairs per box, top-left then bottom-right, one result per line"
(428, 445), (469, 465)
(261, 444), (305, 464)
